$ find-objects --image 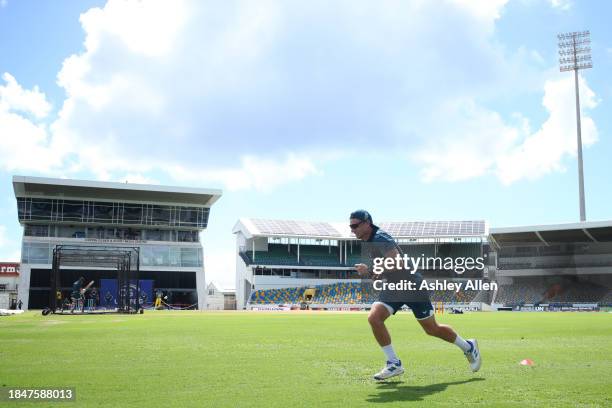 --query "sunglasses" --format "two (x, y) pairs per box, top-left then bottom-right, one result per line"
(349, 221), (364, 230)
